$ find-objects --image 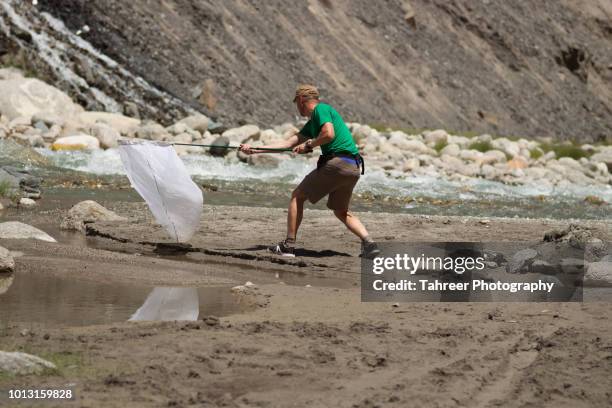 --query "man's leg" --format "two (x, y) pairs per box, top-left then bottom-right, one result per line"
(287, 188), (307, 240)
(333, 209), (380, 259)
(333, 209), (368, 240)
